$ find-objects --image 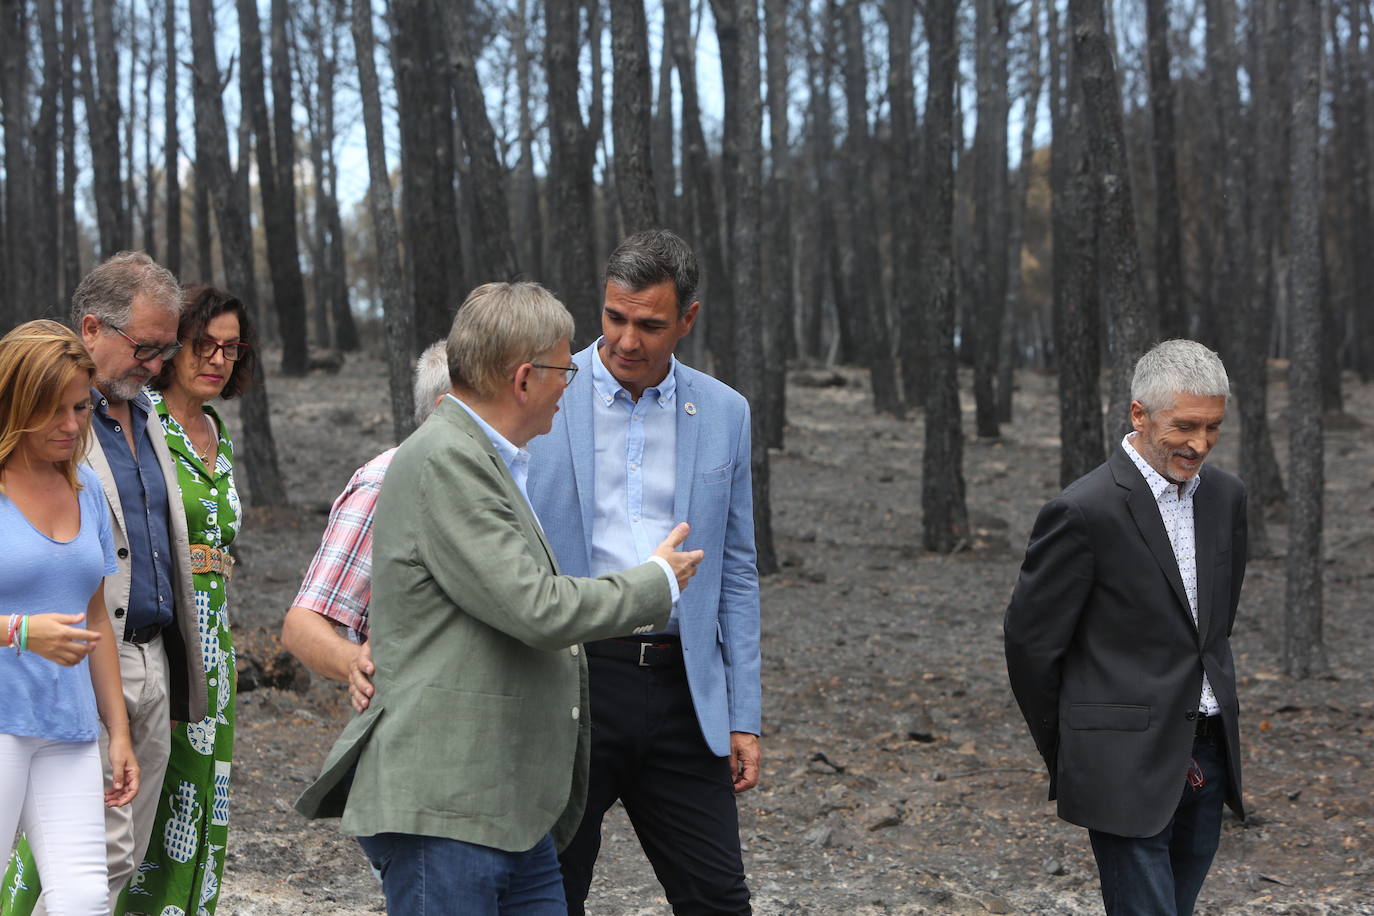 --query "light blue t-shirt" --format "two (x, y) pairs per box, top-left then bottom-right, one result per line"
(0, 464), (119, 742)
